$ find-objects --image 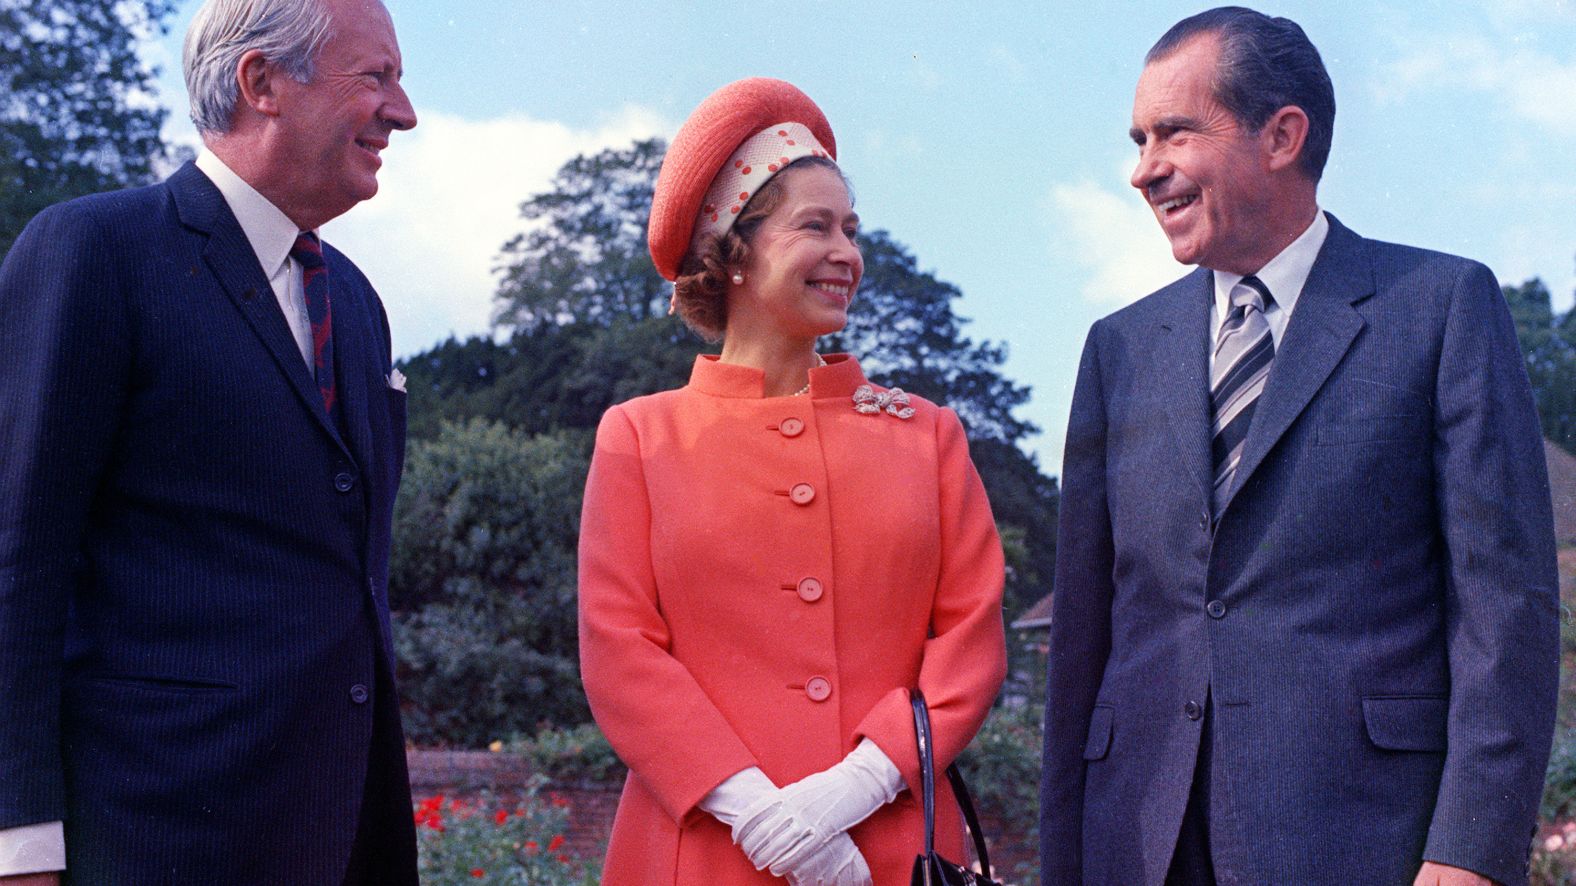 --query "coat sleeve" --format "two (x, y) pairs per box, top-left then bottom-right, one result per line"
(577, 405), (759, 824)
(1421, 261), (1560, 885)
(1039, 327), (1115, 885)
(852, 406), (1007, 795)
(0, 202), (133, 831)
